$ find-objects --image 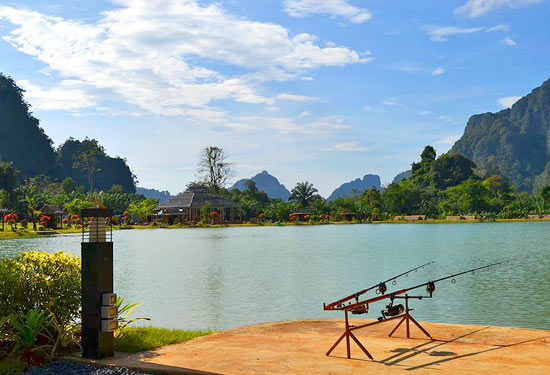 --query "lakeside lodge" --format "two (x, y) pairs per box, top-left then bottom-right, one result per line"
(155, 191), (242, 224)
